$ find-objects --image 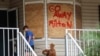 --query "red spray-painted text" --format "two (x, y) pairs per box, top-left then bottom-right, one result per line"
(49, 5), (73, 28)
